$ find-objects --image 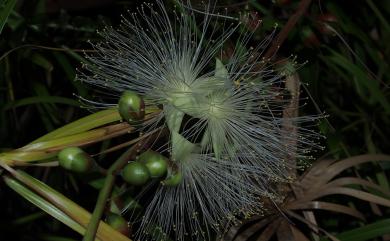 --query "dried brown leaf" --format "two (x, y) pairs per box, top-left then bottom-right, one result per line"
(233, 216), (276, 241)
(286, 211), (340, 241)
(313, 154), (390, 187)
(300, 187), (390, 207)
(256, 218), (282, 241)
(323, 177), (390, 197)
(276, 220), (295, 241)
(287, 201), (365, 220)
(290, 224), (311, 241)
